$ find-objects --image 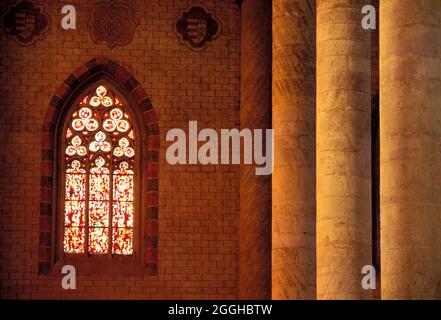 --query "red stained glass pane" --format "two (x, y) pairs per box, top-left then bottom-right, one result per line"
(113, 174), (134, 201)
(88, 228), (109, 254)
(65, 173), (86, 200)
(89, 173), (110, 201)
(112, 201), (133, 228)
(64, 227), (85, 253)
(64, 200), (86, 227)
(112, 228), (133, 255)
(89, 168), (110, 253)
(89, 201), (110, 227)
